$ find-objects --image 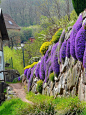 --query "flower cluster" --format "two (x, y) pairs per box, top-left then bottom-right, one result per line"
(24, 62), (38, 70)
(75, 26), (86, 62)
(28, 66), (35, 92)
(52, 51), (60, 77)
(18, 77), (21, 81)
(60, 39), (66, 63)
(39, 57), (45, 80)
(66, 38), (70, 58)
(24, 69), (28, 76)
(27, 68), (31, 79)
(40, 42), (51, 55)
(57, 29), (65, 63)
(83, 44), (86, 68)
(35, 62), (40, 78)
(70, 14), (82, 59)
